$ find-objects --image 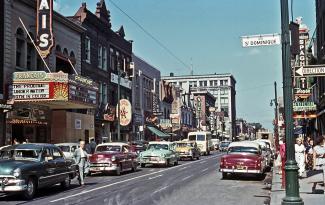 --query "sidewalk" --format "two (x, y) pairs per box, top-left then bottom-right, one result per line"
(270, 167), (325, 205)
